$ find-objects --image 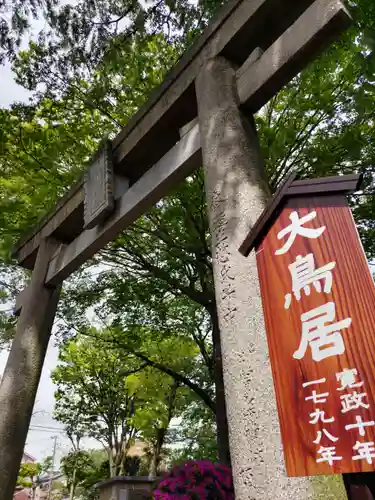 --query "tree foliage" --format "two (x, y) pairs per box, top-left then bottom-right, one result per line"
(2, 0), (375, 471)
(17, 461), (42, 488)
(52, 336), (142, 477)
(52, 333), (195, 477)
(60, 449), (108, 500)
